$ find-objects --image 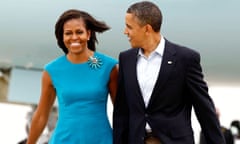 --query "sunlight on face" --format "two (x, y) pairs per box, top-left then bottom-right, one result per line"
(63, 18), (90, 54)
(124, 13), (146, 48)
